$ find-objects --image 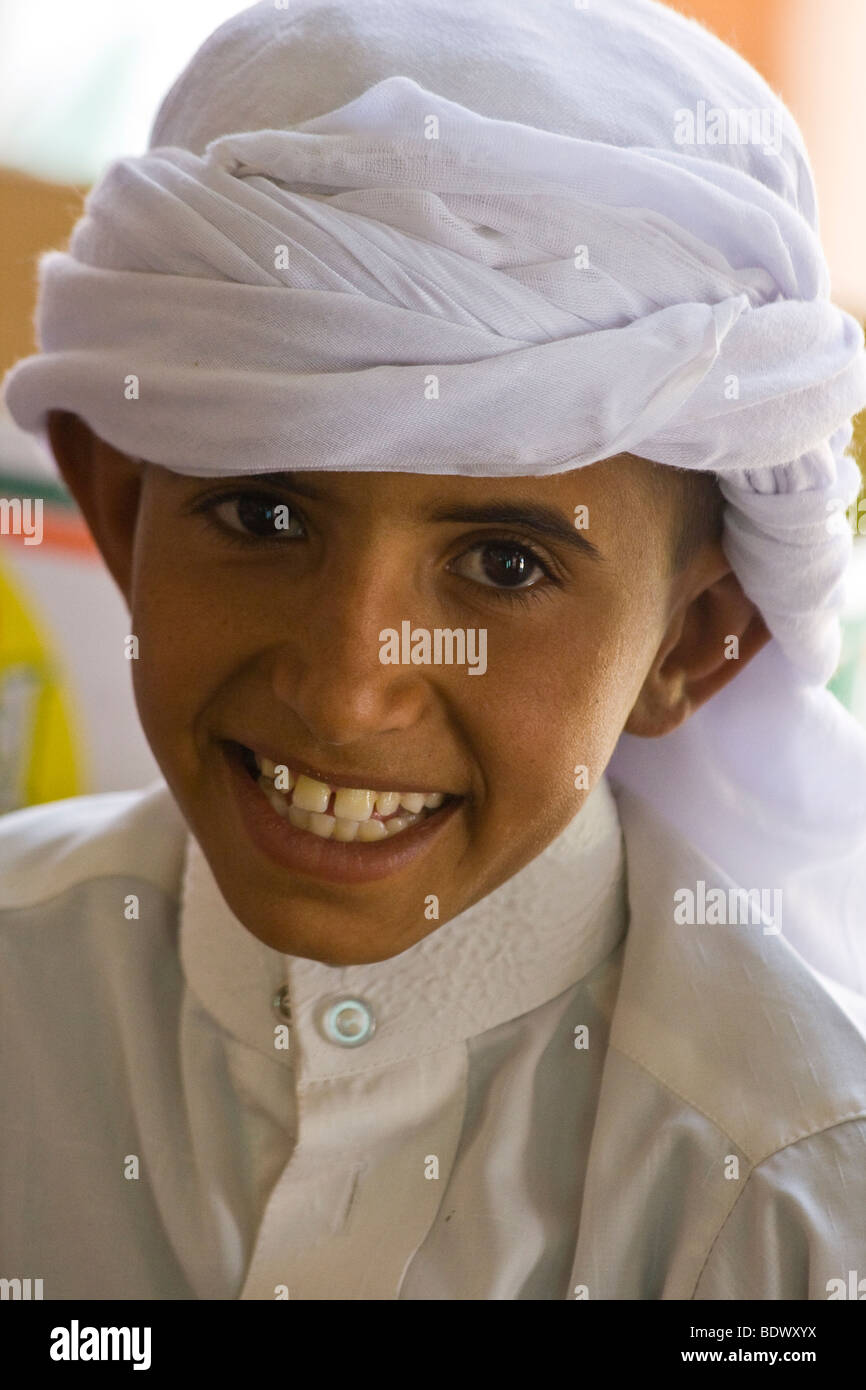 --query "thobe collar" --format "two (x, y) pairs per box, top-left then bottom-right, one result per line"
(179, 775), (628, 1079)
